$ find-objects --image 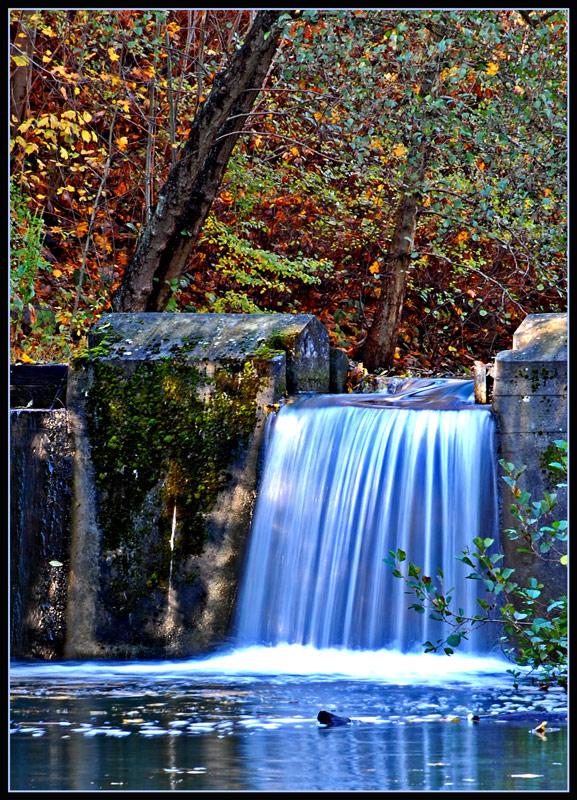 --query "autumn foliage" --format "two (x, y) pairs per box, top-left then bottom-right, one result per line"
(10, 9), (566, 373)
